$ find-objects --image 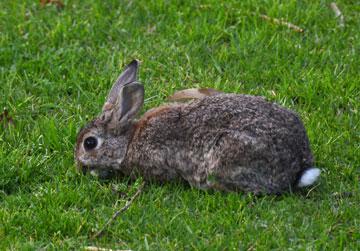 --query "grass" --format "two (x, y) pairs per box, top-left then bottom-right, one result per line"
(0, 0), (359, 249)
